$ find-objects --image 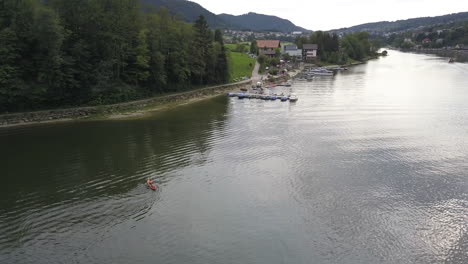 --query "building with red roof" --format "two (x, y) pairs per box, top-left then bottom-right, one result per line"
(256, 40), (281, 57)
